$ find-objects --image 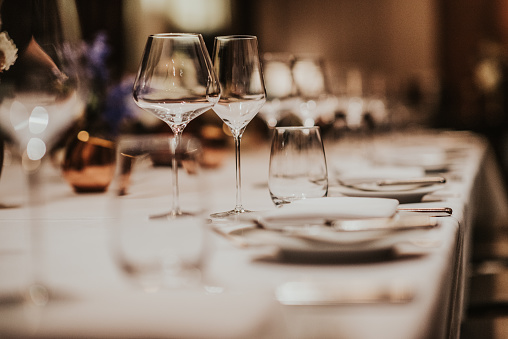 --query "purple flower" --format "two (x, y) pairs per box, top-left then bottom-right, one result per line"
(86, 32), (110, 84)
(103, 76), (137, 134)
